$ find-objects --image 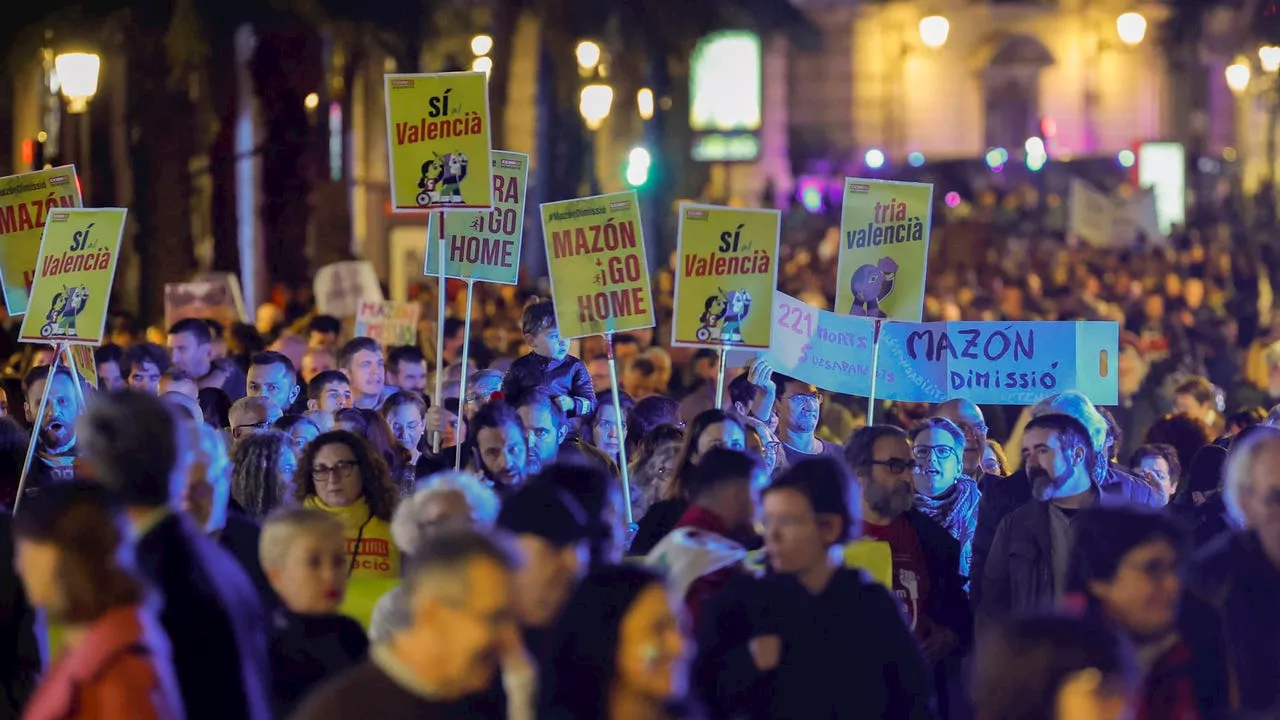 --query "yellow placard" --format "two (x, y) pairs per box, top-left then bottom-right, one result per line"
(835, 177), (933, 322)
(19, 208), (126, 346)
(0, 166), (82, 315)
(69, 344), (98, 389)
(672, 203), (780, 349)
(843, 539), (893, 589)
(540, 191), (655, 340)
(384, 72), (493, 213)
